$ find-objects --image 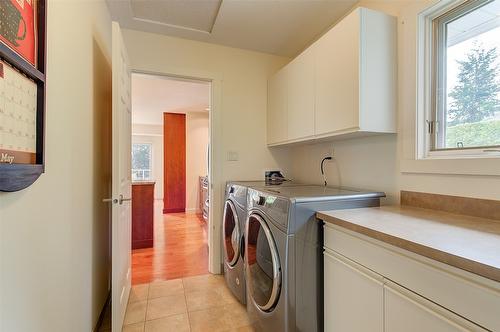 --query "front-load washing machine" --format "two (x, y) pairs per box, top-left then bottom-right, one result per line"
(223, 182), (249, 304)
(245, 185), (385, 332)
